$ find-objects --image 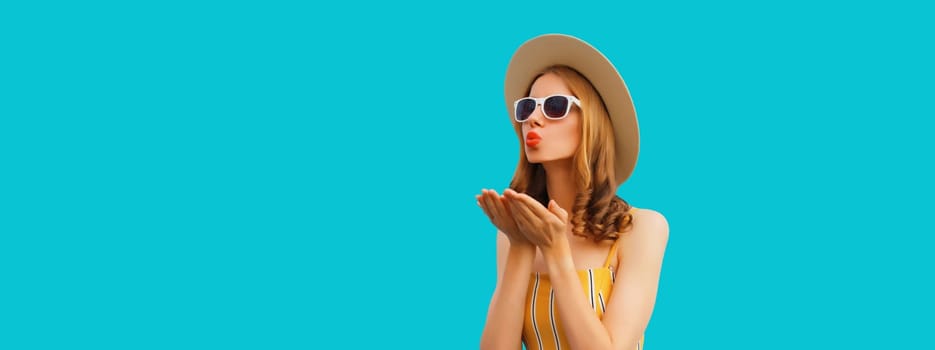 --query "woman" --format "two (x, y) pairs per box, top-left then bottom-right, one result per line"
(478, 34), (669, 350)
